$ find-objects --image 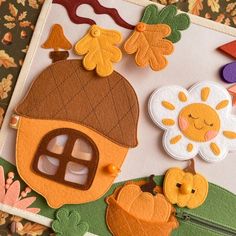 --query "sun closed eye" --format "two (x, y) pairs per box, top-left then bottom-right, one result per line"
(204, 120), (213, 127)
(188, 114), (199, 119)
